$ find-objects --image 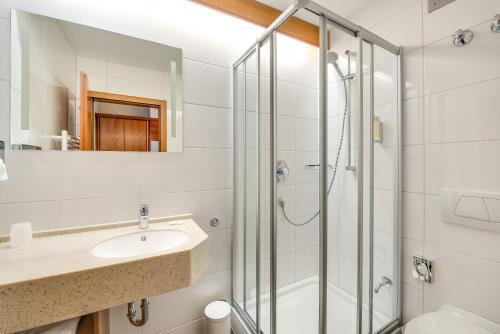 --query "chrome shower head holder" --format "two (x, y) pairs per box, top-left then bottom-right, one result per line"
(491, 14), (500, 33)
(452, 29), (473, 47)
